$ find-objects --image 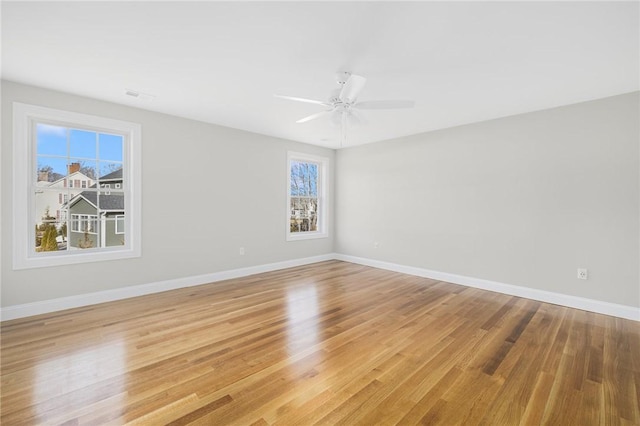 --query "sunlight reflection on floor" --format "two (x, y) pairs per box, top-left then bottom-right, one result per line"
(34, 340), (126, 422)
(286, 285), (319, 356)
